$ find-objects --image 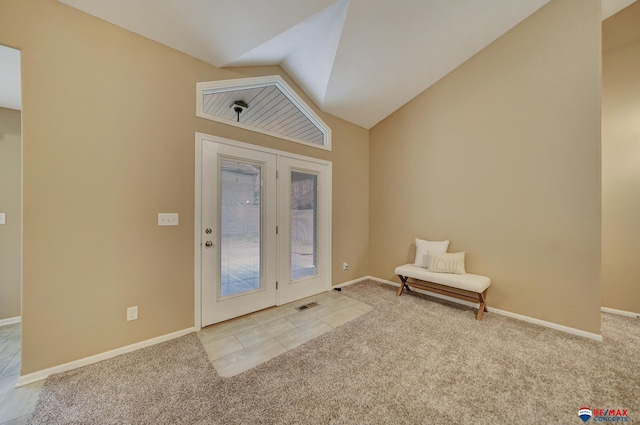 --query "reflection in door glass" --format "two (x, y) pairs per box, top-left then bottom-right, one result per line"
(291, 171), (318, 281)
(220, 160), (261, 297)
